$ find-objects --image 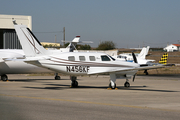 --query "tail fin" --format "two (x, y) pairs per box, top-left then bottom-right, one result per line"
(159, 53), (168, 64)
(72, 36), (81, 43)
(65, 36), (81, 52)
(14, 23), (48, 57)
(138, 46), (150, 59)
